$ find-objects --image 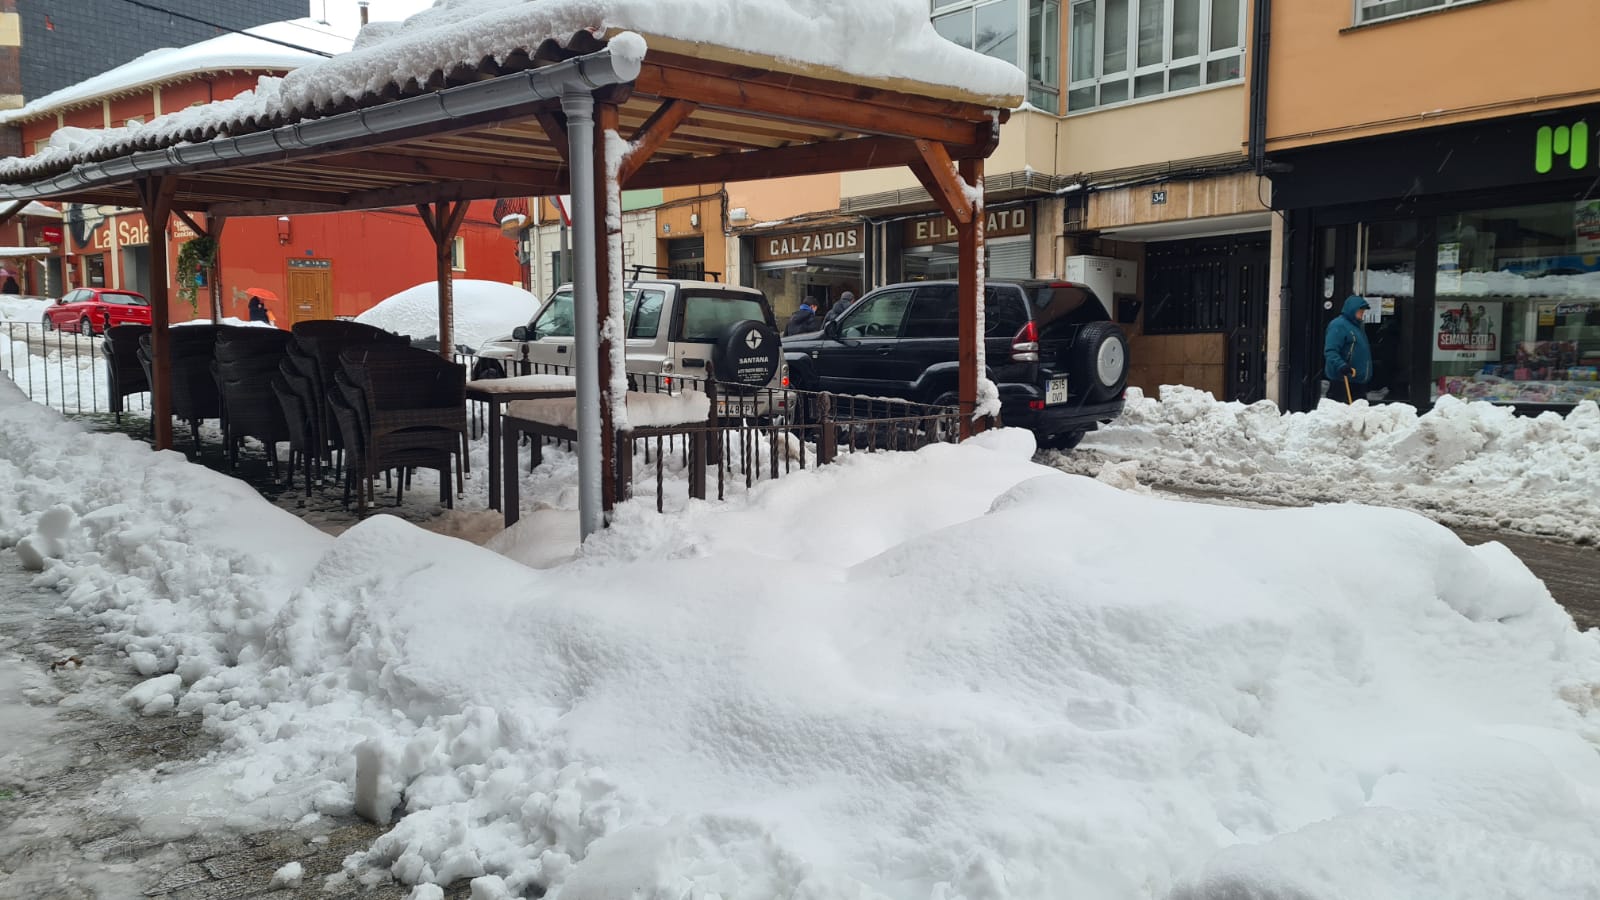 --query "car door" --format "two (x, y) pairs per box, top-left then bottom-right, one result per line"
(898, 284), (961, 394)
(50, 289), (84, 328)
(522, 287), (575, 371)
(812, 287), (913, 396)
(622, 287), (667, 384)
